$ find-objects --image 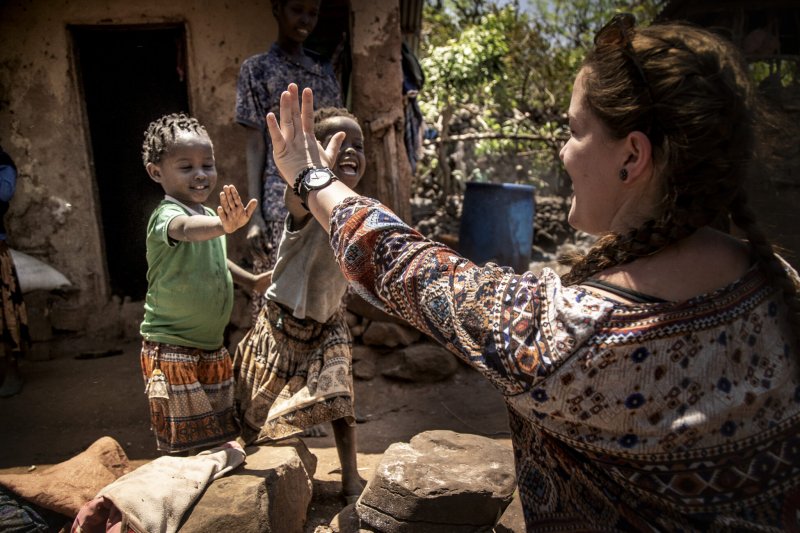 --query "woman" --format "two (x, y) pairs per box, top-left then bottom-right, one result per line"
(267, 16), (800, 531)
(235, 0), (341, 321)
